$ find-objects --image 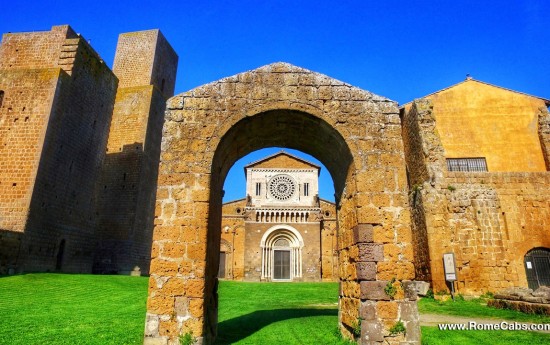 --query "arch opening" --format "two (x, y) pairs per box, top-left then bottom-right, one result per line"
(211, 110), (353, 199)
(202, 109), (354, 341)
(219, 146), (339, 285)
